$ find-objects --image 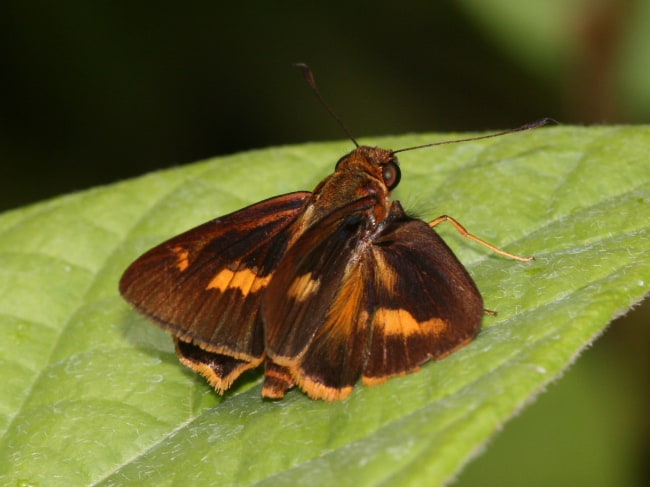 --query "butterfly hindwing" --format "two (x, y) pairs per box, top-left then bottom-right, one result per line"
(362, 202), (484, 384)
(263, 200), (483, 400)
(119, 191), (311, 390)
